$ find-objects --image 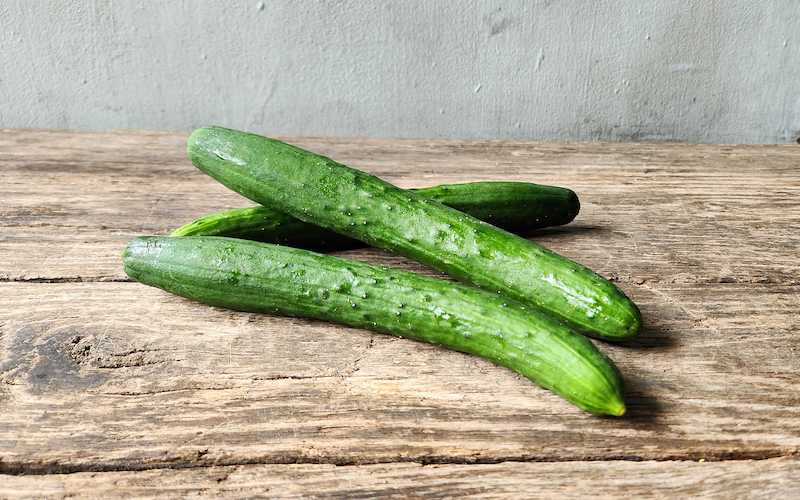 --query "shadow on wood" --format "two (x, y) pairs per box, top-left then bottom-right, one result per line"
(615, 322), (677, 350)
(620, 371), (667, 427)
